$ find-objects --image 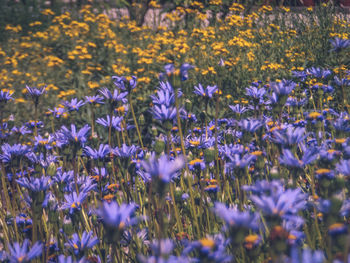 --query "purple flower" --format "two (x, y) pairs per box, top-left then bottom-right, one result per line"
(96, 115), (123, 130)
(0, 143), (31, 163)
(8, 239), (43, 263)
(245, 86), (266, 102)
(112, 75), (137, 91)
(99, 87), (128, 104)
(59, 124), (90, 146)
(279, 147), (318, 168)
(17, 176), (51, 192)
(194, 84), (218, 98)
(84, 144), (110, 160)
(64, 98), (85, 111)
(239, 119), (263, 133)
(336, 159), (350, 176)
(151, 105), (177, 122)
(65, 231), (98, 256)
(290, 247), (324, 263)
(229, 104), (248, 115)
(85, 95), (104, 105)
(270, 80), (295, 96)
(330, 37), (350, 52)
(141, 154), (185, 183)
(292, 70), (308, 81)
(213, 202), (259, 230)
(25, 85), (46, 98)
(249, 181), (307, 217)
(0, 89), (14, 103)
(159, 63), (194, 81)
(61, 191), (88, 214)
(150, 84), (176, 107)
(96, 201), (139, 230)
(307, 67), (332, 79)
(112, 144), (137, 159)
(180, 63), (194, 81)
(271, 127), (306, 147)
